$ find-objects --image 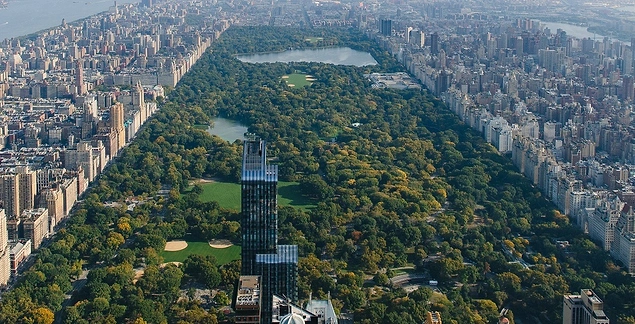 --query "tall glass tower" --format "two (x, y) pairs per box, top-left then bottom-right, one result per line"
(239, 136), (298, 324)
(241, 136), (279, 275)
